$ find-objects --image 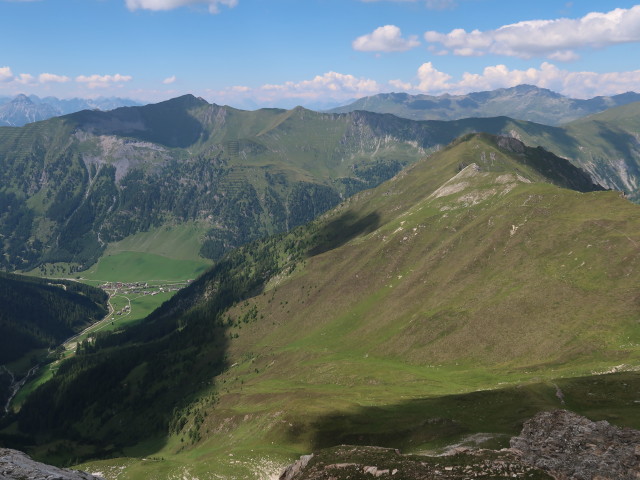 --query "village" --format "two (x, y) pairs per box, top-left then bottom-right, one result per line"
(99, 280), (192, 296)
(99, 280), (193, 315)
